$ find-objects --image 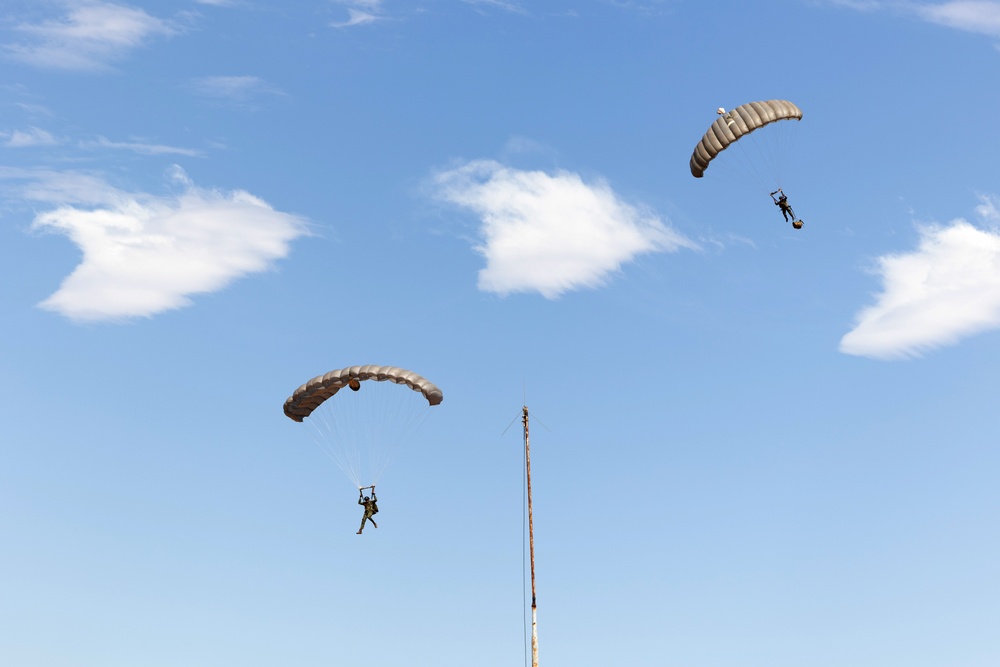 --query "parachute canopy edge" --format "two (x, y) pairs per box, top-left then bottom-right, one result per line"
(689, 99), (803, 178)
(283, 364), (443, 422)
